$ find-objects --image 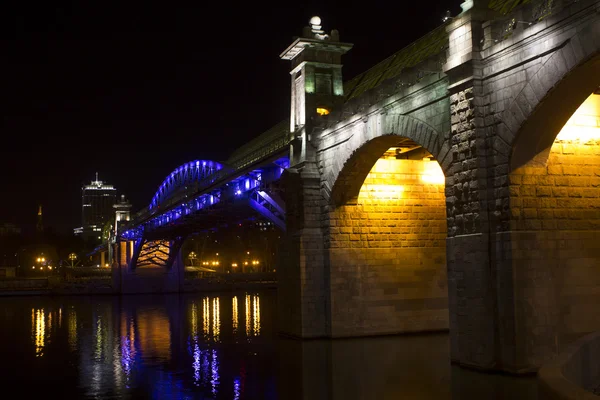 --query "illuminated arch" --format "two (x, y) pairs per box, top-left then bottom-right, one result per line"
(328, 114), (445, 207)
(150, 160), (223, 209)
(501, 18), (600, 170)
